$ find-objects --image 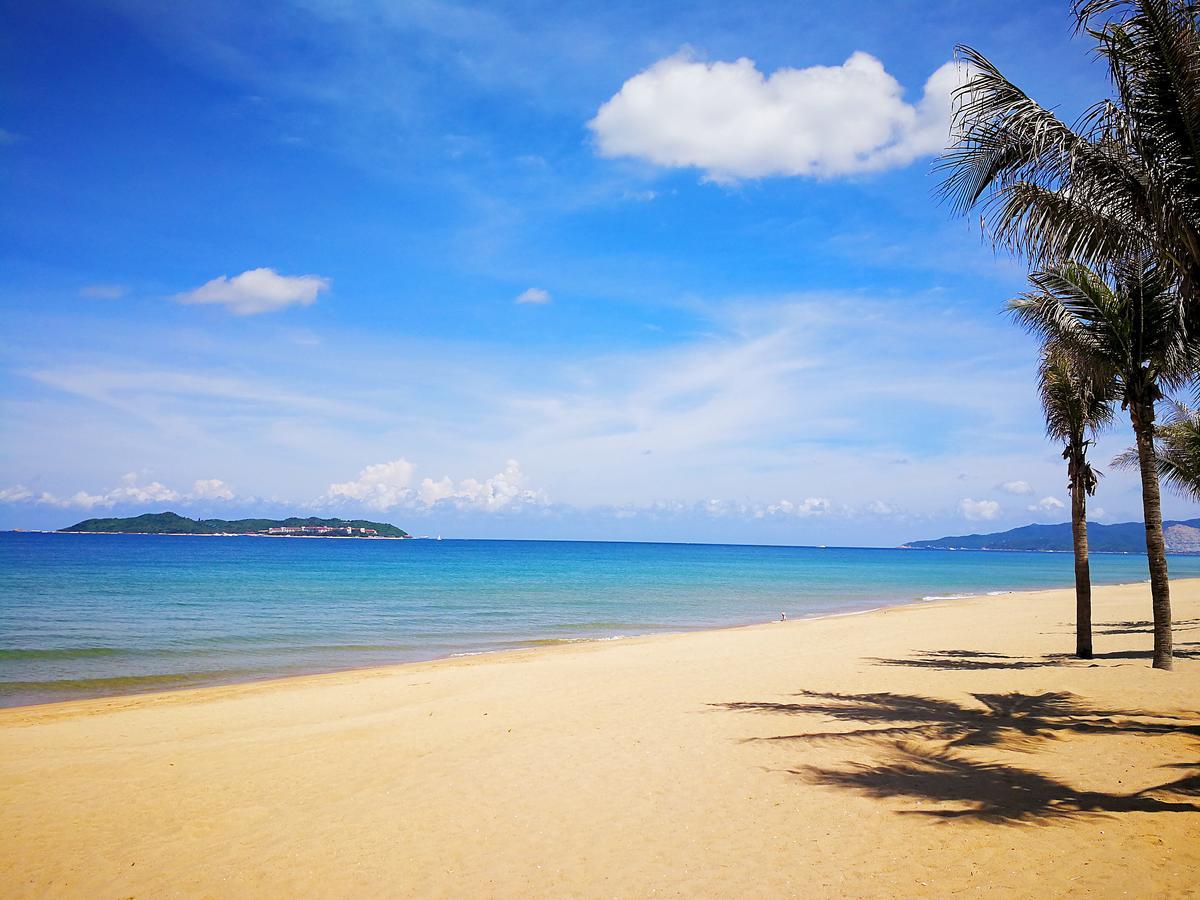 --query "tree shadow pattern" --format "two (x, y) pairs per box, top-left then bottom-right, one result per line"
(715, 690), (1200, 823)
(869, 622), (1200, 671)
(1093, 618), (1200, 637)
(799, 743), (1200, 823)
